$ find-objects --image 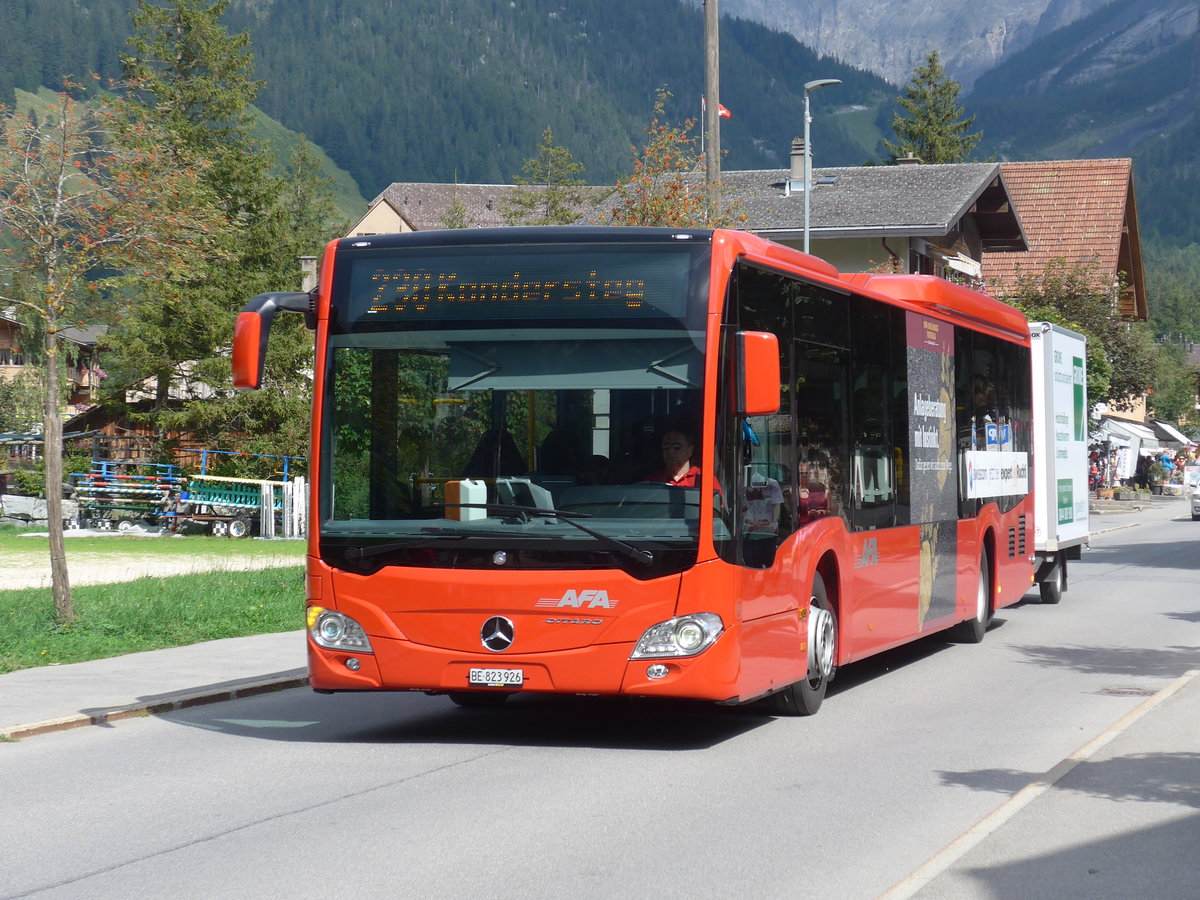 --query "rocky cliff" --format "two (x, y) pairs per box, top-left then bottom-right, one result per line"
(702, 0), (1112, 86)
